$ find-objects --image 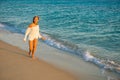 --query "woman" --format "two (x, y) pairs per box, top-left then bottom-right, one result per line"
(24, 16), (46, 59)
